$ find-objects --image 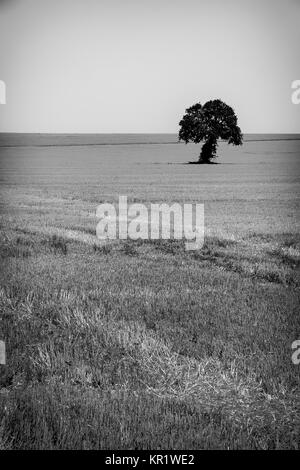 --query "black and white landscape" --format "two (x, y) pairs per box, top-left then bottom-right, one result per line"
(0, 0), (299, 451)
